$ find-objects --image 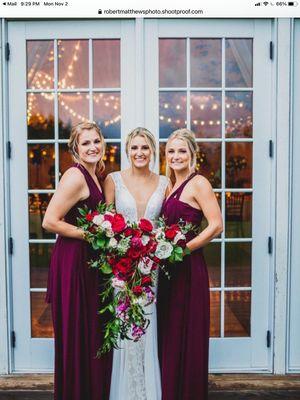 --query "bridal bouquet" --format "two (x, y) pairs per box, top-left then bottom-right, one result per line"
(77, 203), (161, 355)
